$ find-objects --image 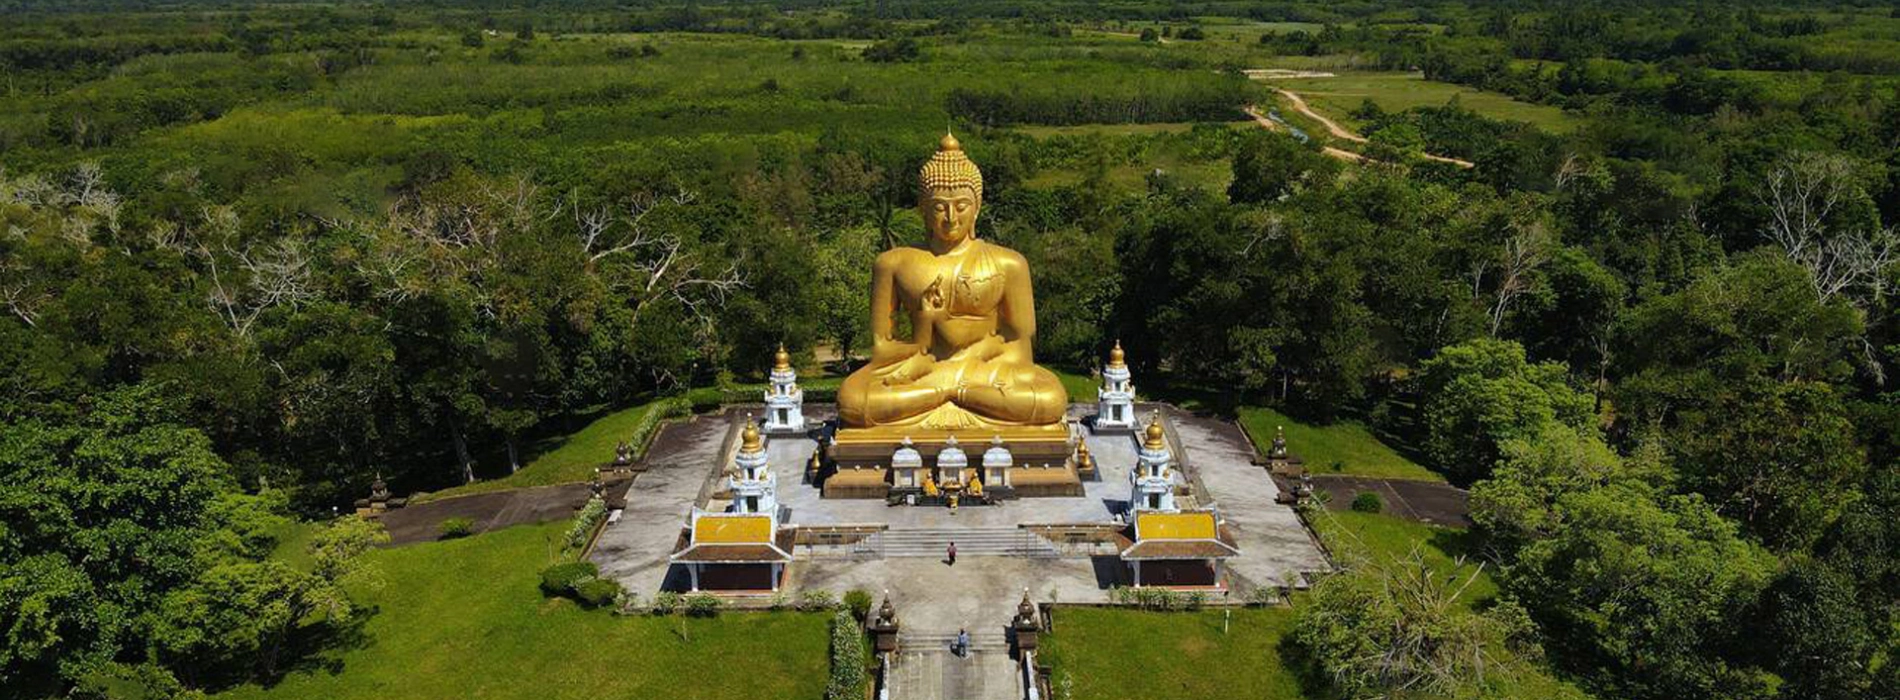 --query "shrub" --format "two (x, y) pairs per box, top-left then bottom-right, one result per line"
(824, 610), (868, 700)
(843, 589), (874, 622)
(438, 516), (475, 539)
(539, 561), (597, 597)
(651, 591), (682, 615)
(1185, 591), (1209, 610)
(574, 578), (623, 609)
(1133, 587), (1182, 610)
(862, 37), (920, 63)
(1351, 492), (1383, 513)
(565, 496), (607, 551)
(685, 593), (723, 617)
(799, 589), (837, 611)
